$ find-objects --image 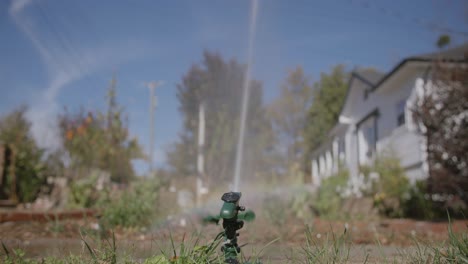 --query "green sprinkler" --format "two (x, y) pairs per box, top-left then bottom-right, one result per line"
(203, 192), (257, 264)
